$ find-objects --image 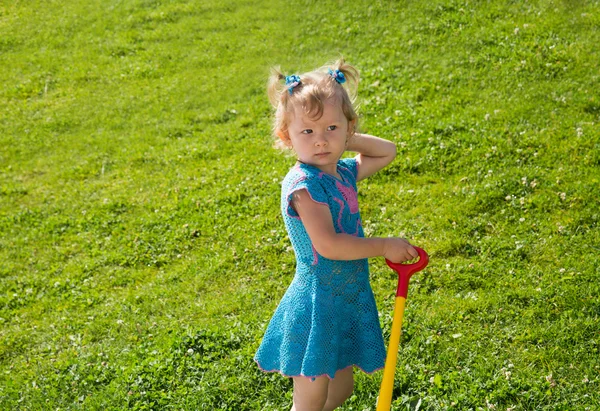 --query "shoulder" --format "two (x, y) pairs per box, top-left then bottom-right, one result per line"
(281, 164), (329, 217)
(281, 163), (329, 199)
(282, 164), (314, 189)
(282, 163), (327, 188)
(337, 156), (359, 182)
